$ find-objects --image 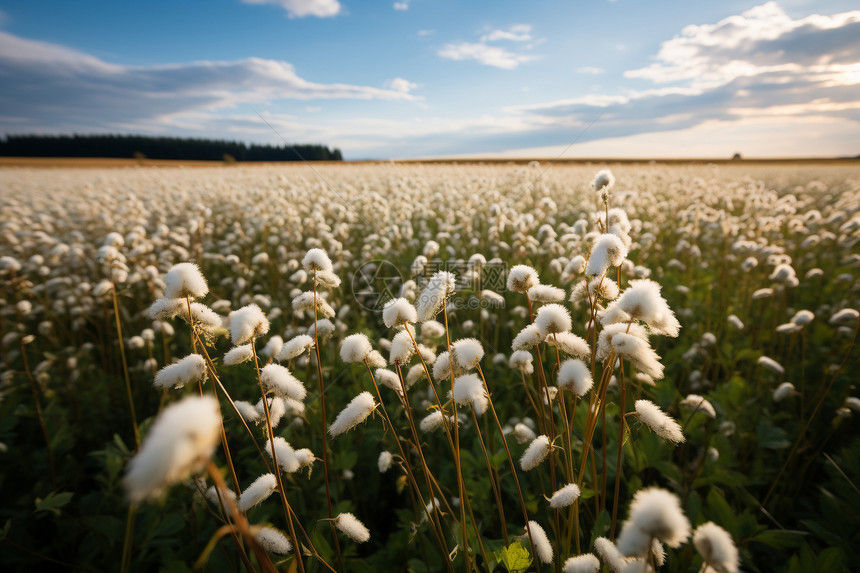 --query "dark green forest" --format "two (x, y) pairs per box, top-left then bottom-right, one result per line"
(0, 134), (342, 161)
